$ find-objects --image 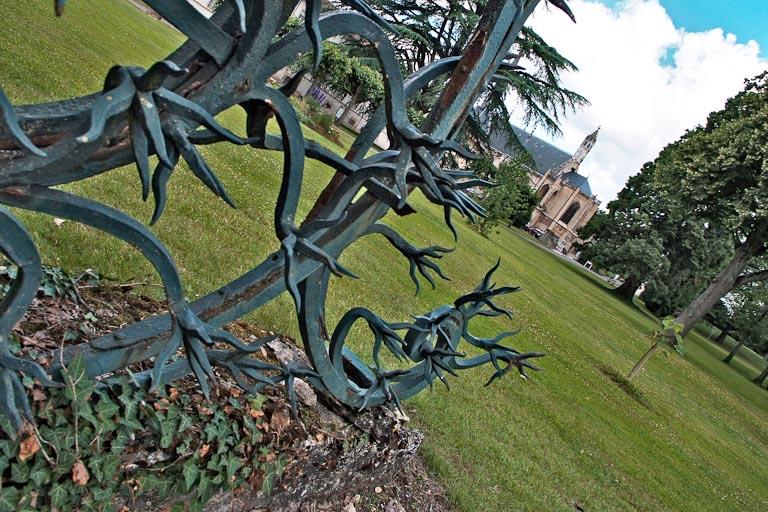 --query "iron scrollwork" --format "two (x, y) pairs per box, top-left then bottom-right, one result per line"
(0, 0), (573, 432)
